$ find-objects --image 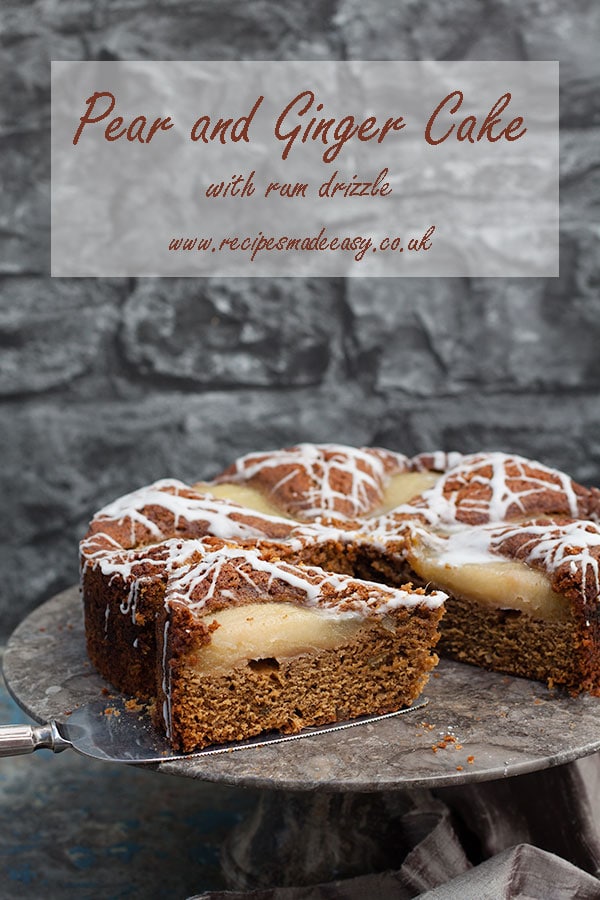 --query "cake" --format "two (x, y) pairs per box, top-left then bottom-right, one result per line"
(80, 443), (600, 751)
